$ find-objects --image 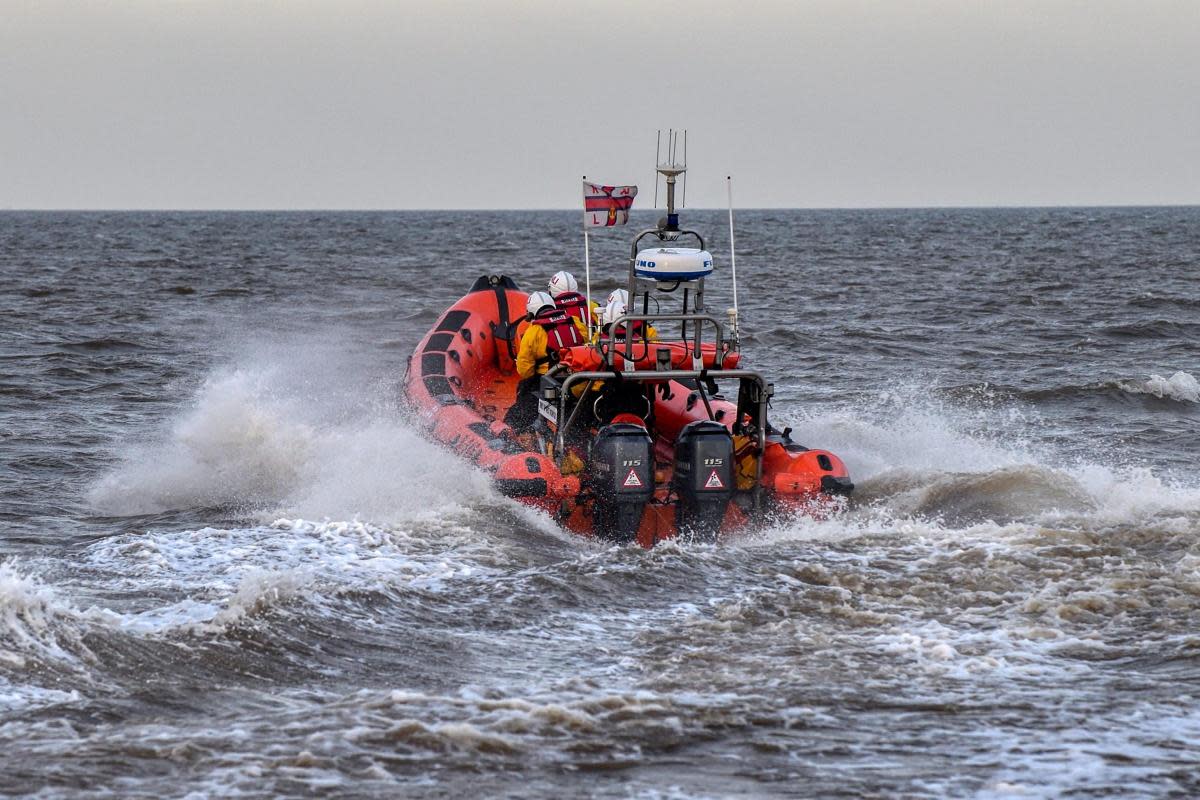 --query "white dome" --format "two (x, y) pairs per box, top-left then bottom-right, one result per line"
(634, 248), (713, 281)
